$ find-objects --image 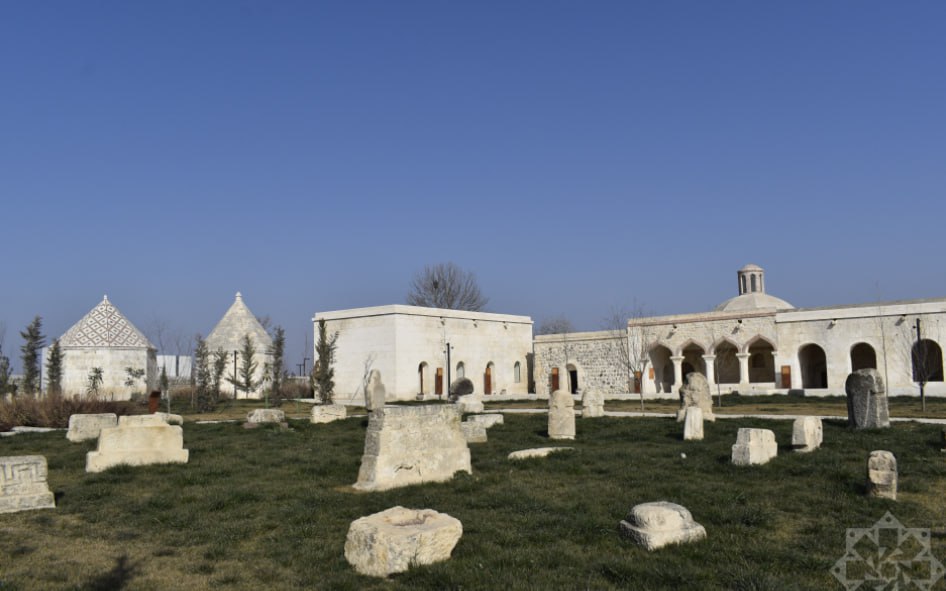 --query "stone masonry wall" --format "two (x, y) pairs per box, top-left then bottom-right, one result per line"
(533, 331), (627, 397)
